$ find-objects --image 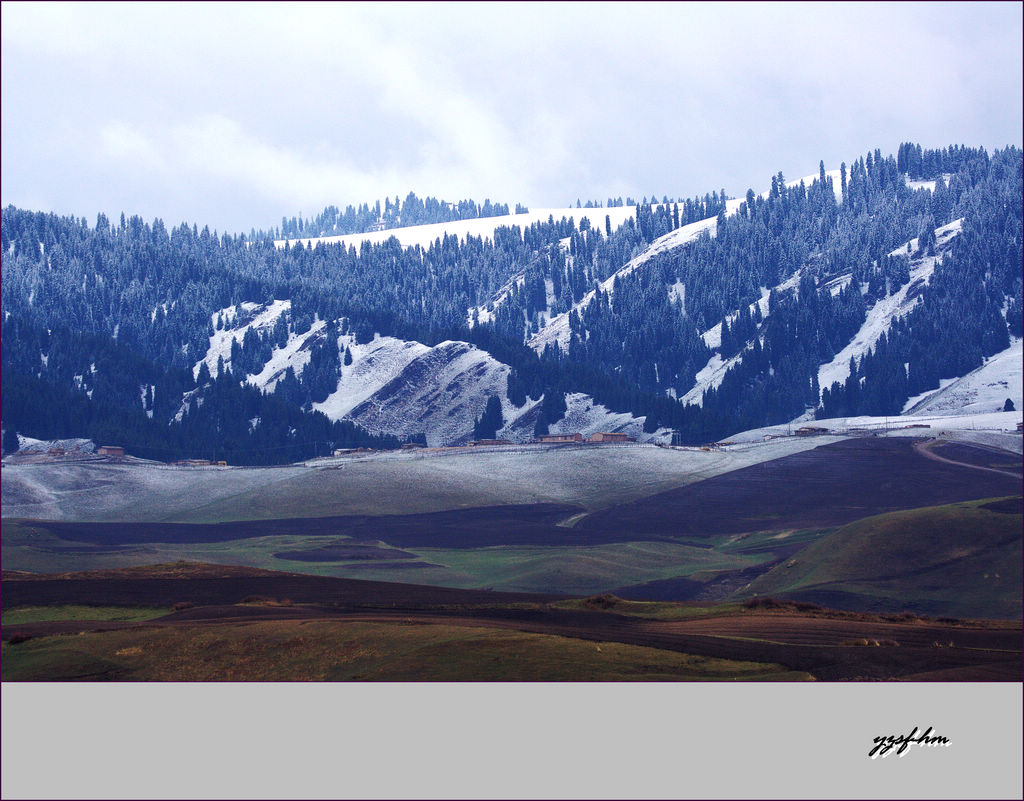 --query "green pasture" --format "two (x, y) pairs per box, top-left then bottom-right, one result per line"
(1, 619), (811, 682)
(738, 497), (1022, 619)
